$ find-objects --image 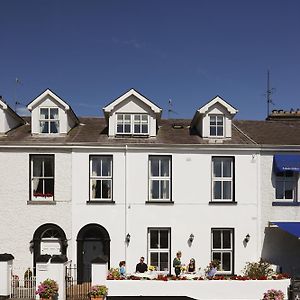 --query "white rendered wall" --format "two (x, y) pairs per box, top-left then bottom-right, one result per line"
(0, 149), (72, 276)
(72, 148), (260, 275)
(106, 279), (290, 300)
